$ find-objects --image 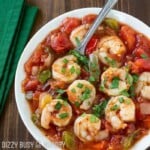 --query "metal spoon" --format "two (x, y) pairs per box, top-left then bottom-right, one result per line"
(77, 0), (118, 54)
